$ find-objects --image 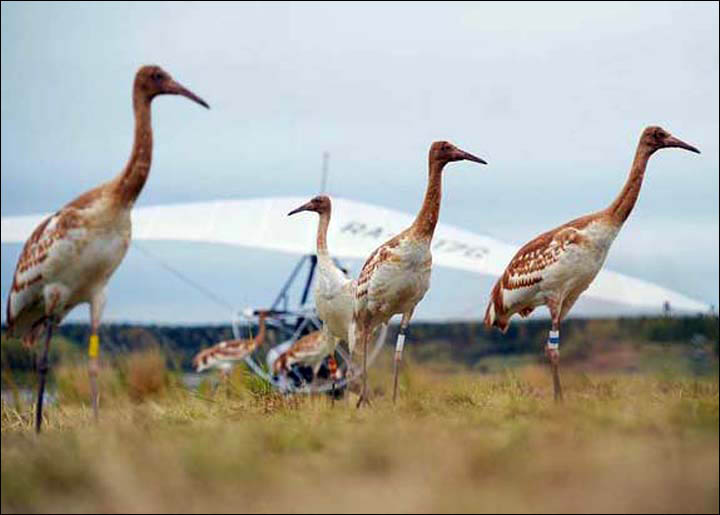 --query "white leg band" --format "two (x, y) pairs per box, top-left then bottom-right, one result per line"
(395, 333), (405, 355)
